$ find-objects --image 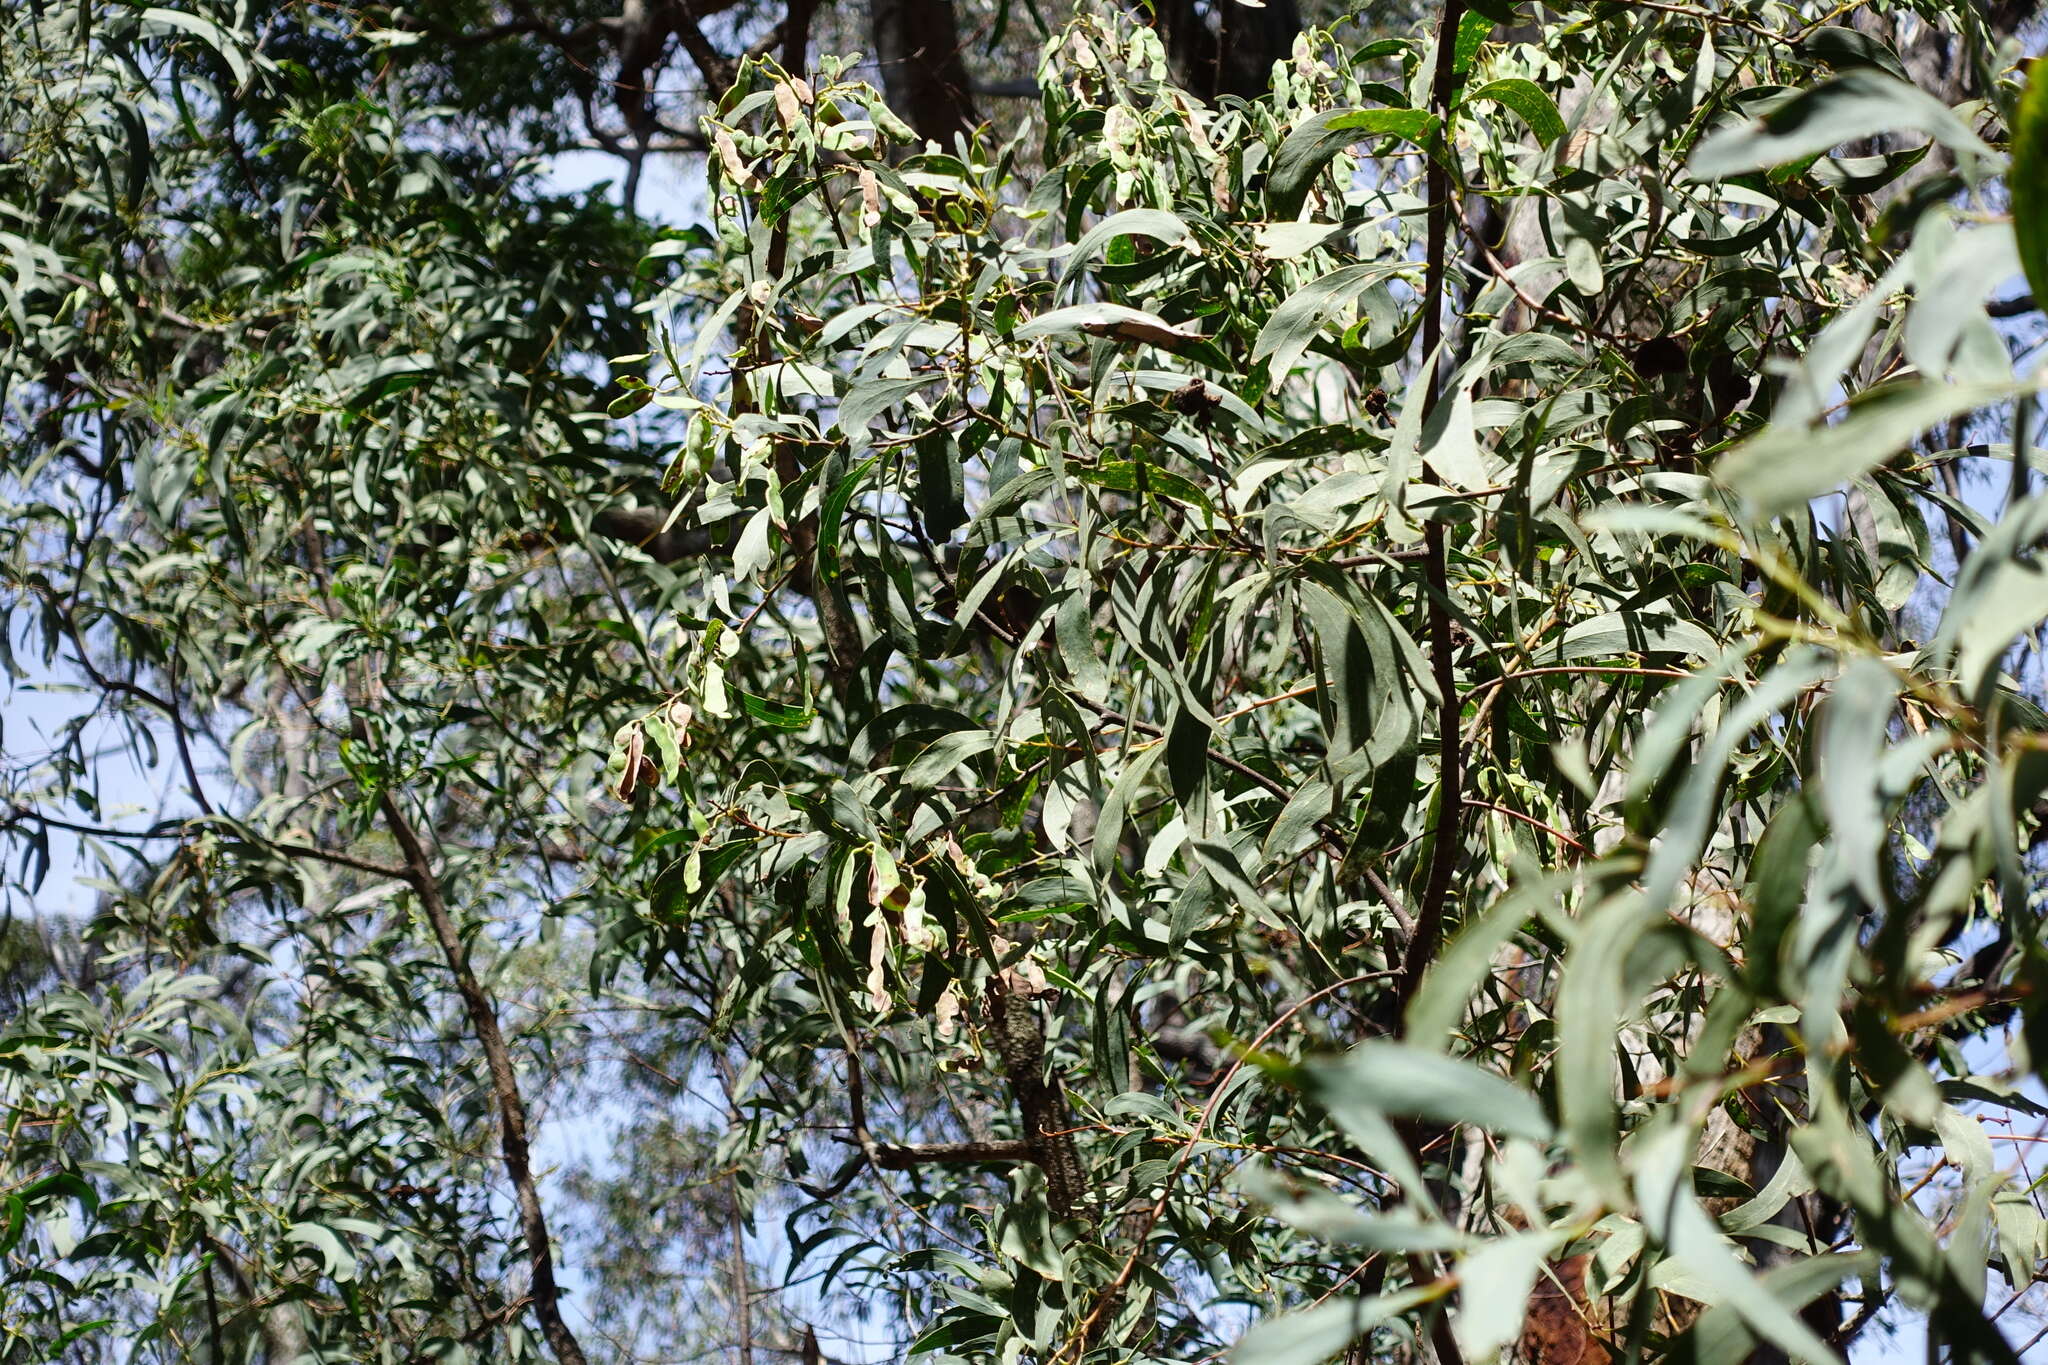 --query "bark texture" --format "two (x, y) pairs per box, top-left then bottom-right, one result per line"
(985, 975), (1090, 1220)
